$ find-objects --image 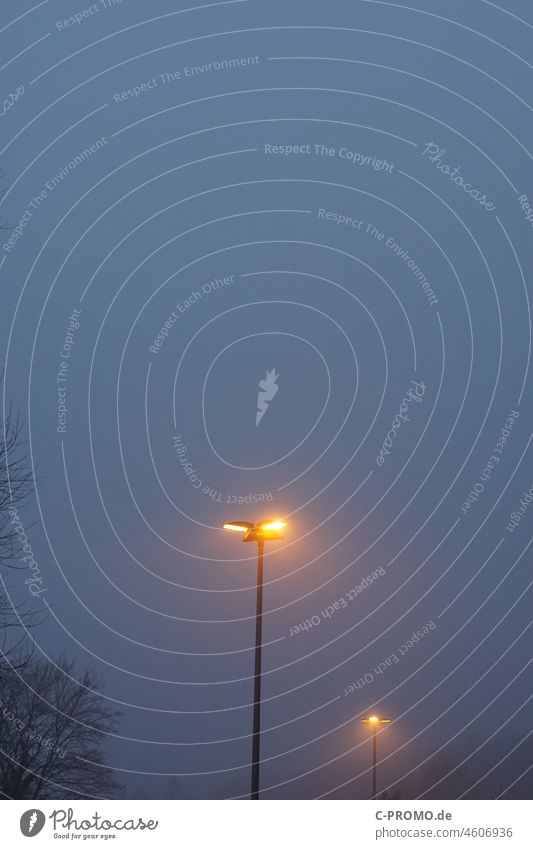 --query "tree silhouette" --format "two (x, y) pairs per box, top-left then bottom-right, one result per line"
(0, 405), (34, 568)
(0, 400), (38, 669)
(0, 657), (122, 799)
